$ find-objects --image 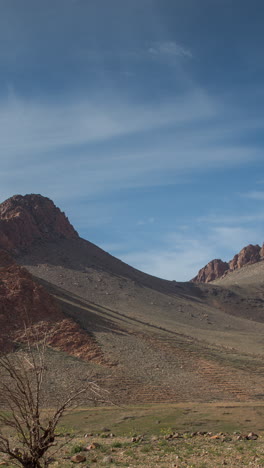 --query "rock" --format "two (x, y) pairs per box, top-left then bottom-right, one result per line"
(210, 434), (221, 439)
(247, 432), (258, 440)
(0, 252), (63, 352)
(229, 245), (261, 270)
(102, 456), (113, 464)
(172, 432), (181, 439)
(71, 454), (86, 463)
(191, 259), (229, 283)
(0, 251), (104, 362)
(86, 442), (101, 450)
(192, 243), (264, 283)
(0, 194), (78, 253)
